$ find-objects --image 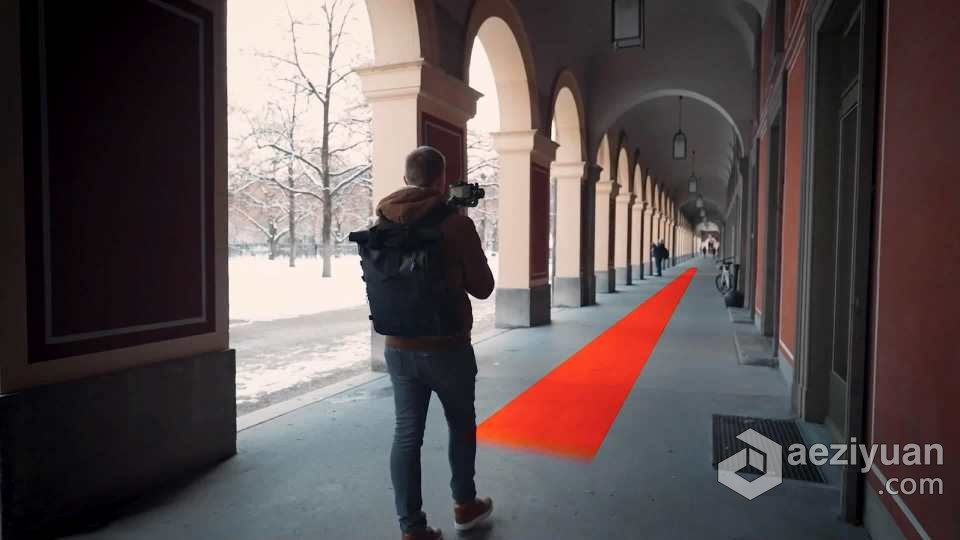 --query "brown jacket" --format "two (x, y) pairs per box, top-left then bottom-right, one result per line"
(375, 186), (495, 351)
